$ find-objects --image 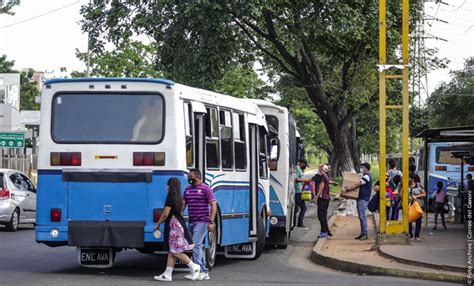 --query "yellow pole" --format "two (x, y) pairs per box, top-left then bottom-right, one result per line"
(401, 0), (410, 234)
(379, 0), (387, 234)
